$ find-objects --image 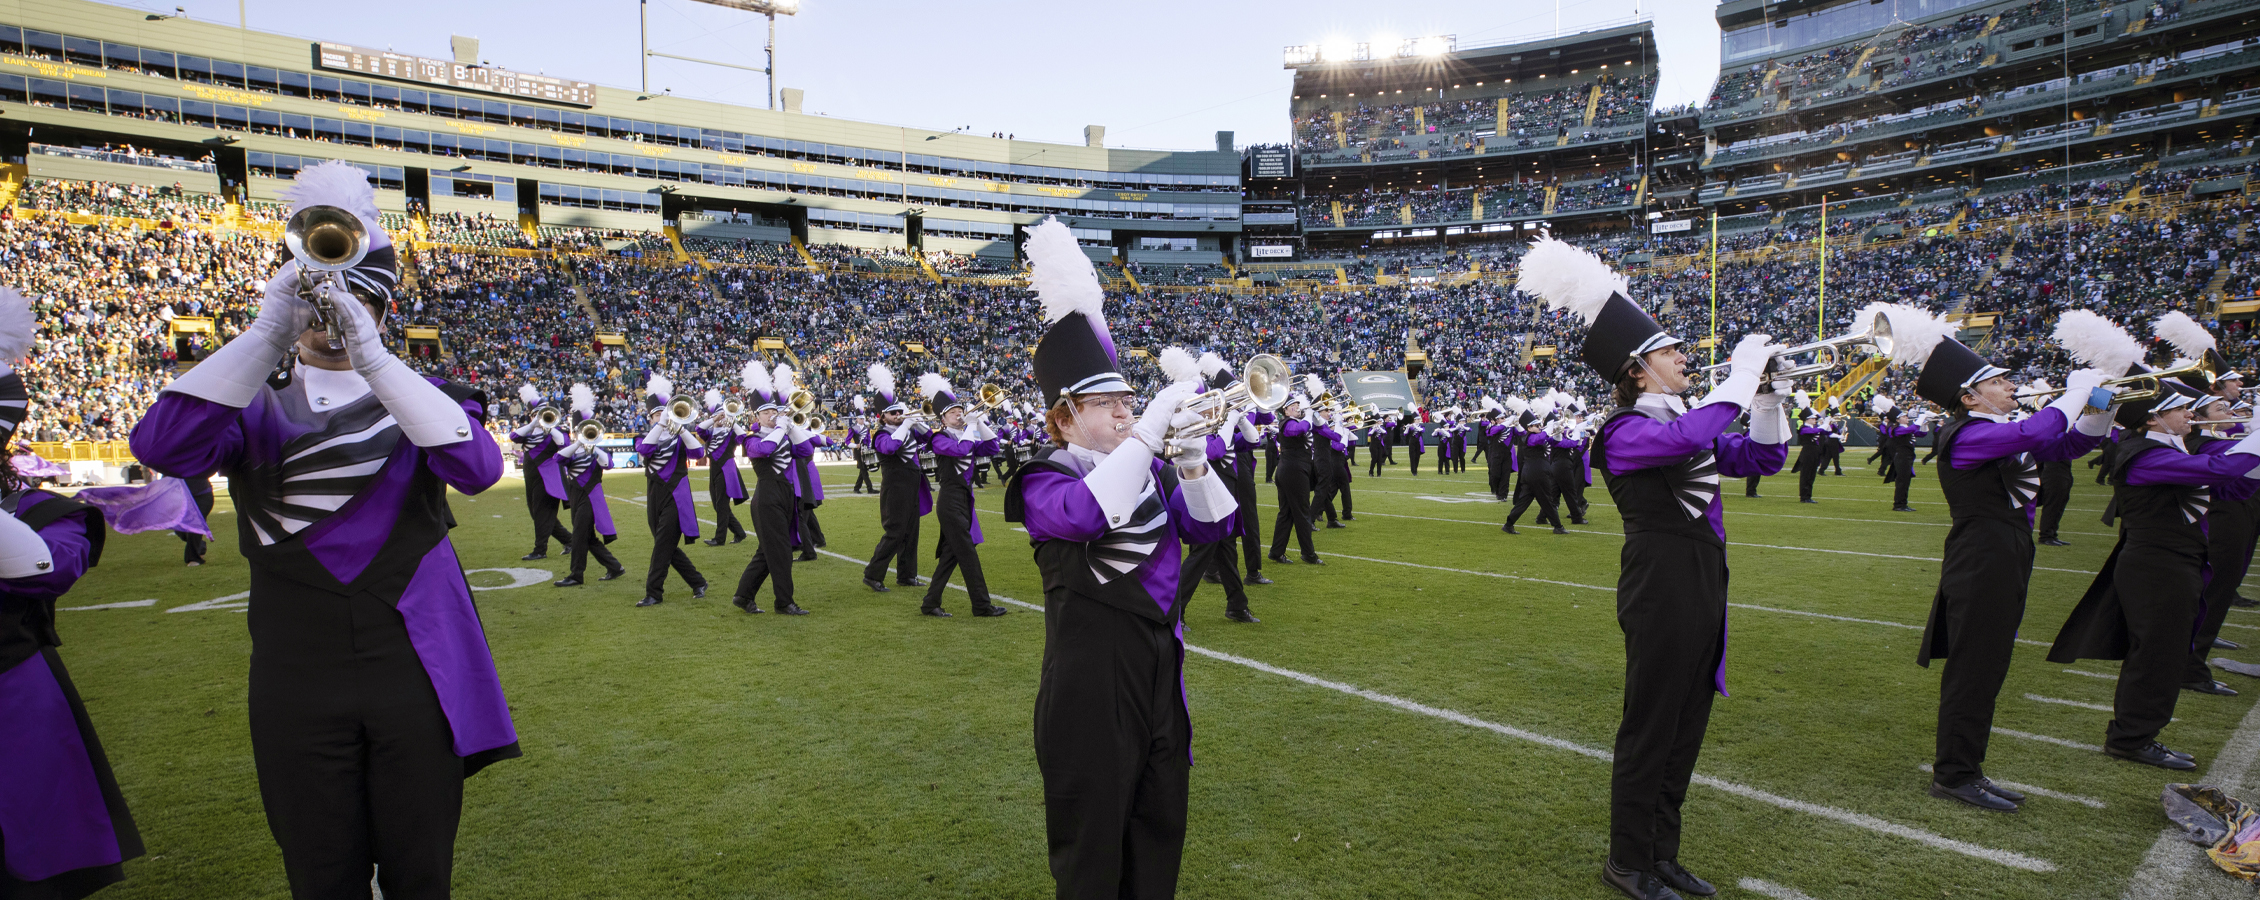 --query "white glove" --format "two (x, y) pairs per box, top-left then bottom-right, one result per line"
(890, 421), (917, 443)
(546, 427), (569, 447)
(643, 422), (672, 446)
(1170, 434), (1209, 469)
(1748, 390), (1790, 444)
(1726, 333), (1777, 382)
(1234, 411), (1261, 443)
(0, 506), (54, 578)
(511, 420), (543, 438)
(2054, 367), (2116, 435)
(759, 425), (792, 448)
(1131, 383), (1198, 455)
(331, 284), (474, 446)
(162, 265), (316, 407)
